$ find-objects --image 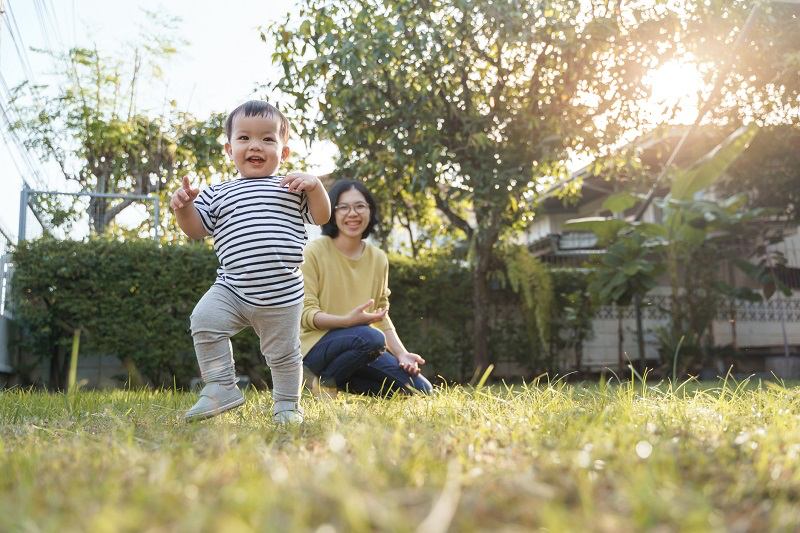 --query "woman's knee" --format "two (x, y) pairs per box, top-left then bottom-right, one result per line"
(351, 325), (385, 353)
